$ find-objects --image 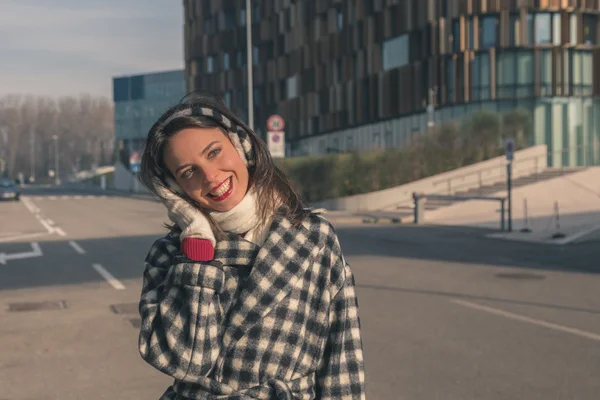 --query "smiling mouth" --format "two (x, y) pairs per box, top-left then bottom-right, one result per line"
(207, 177), (233, 202)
